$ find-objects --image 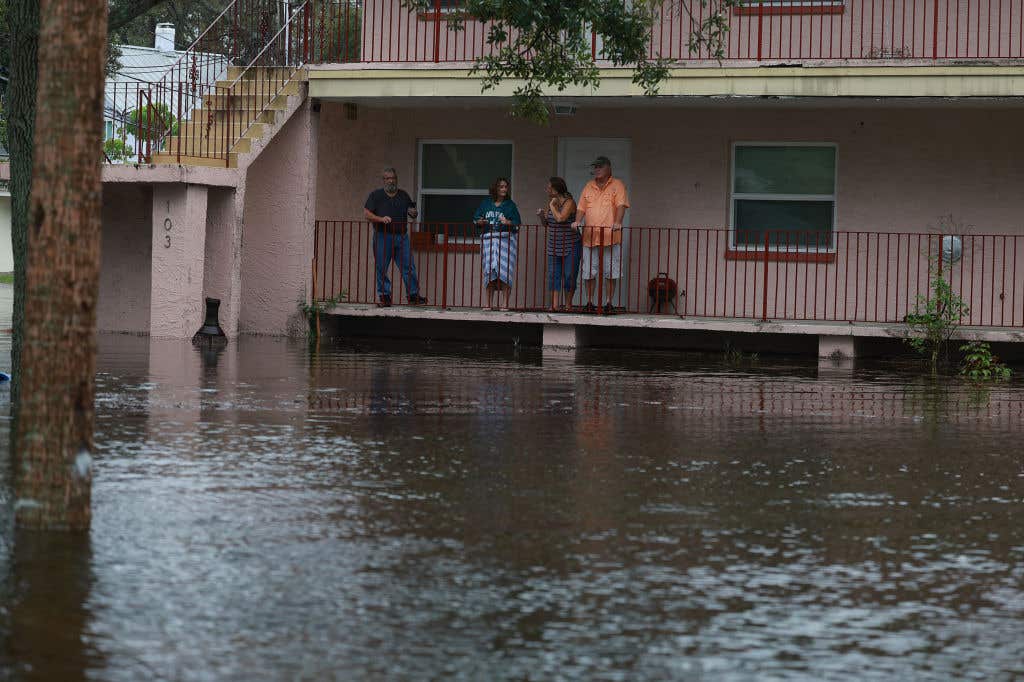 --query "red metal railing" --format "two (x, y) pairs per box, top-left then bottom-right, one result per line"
(338, 0), (1024, 64)
(313, 221), (1024, 328)
(130, 0), (307, 166)
(306, 0), (363, 62)
(103, 0), (1024, 163)
(103, 81), (144, 163)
